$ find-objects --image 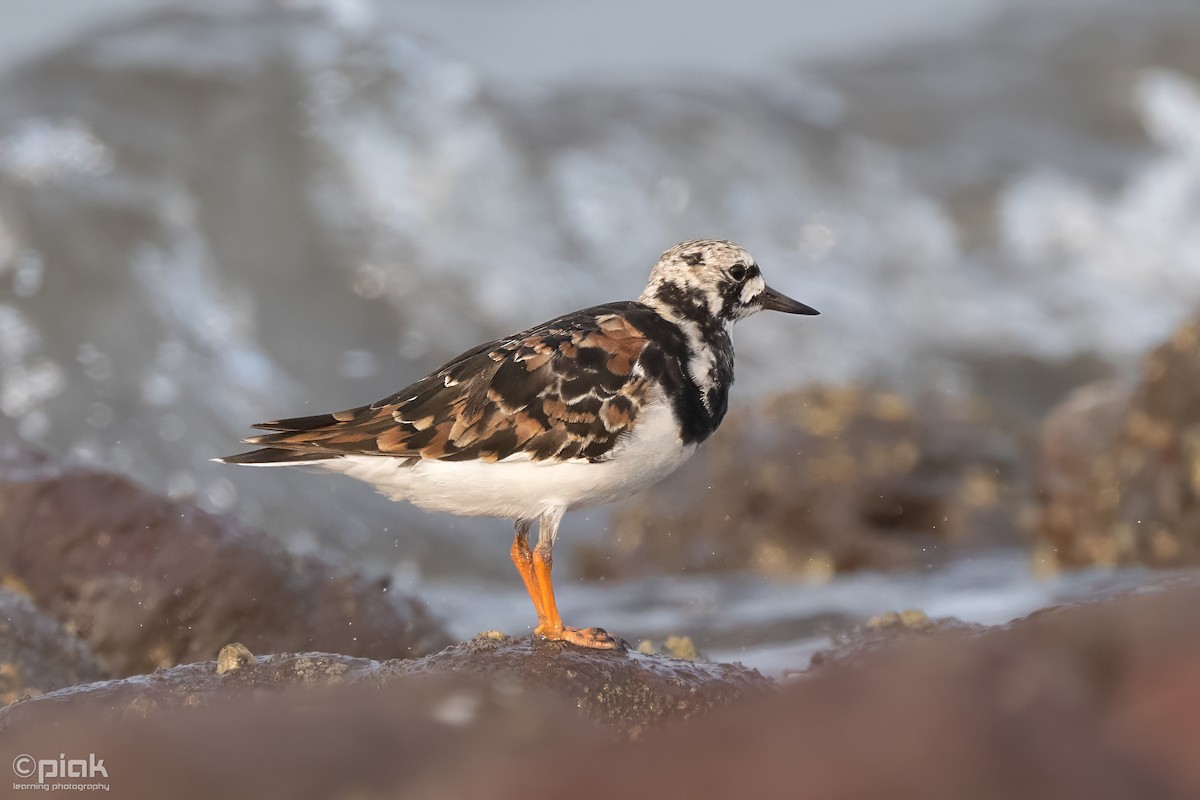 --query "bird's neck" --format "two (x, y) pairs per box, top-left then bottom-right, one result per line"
(641, 301), (734, 432)
(638, 280), (723, 331)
